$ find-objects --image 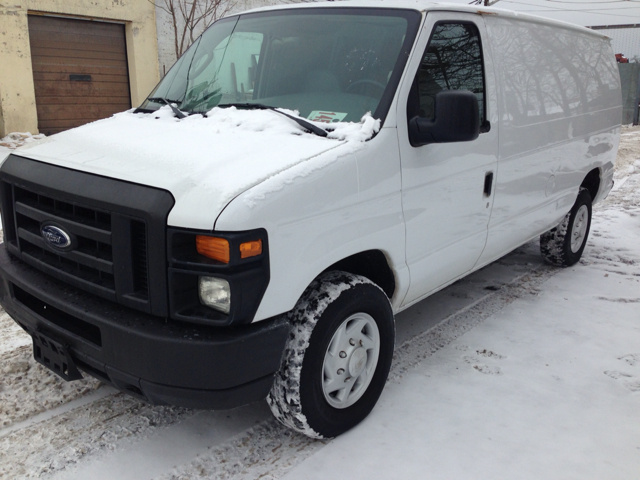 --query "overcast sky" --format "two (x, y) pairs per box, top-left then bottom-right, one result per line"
(444, 0), (640, 27)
